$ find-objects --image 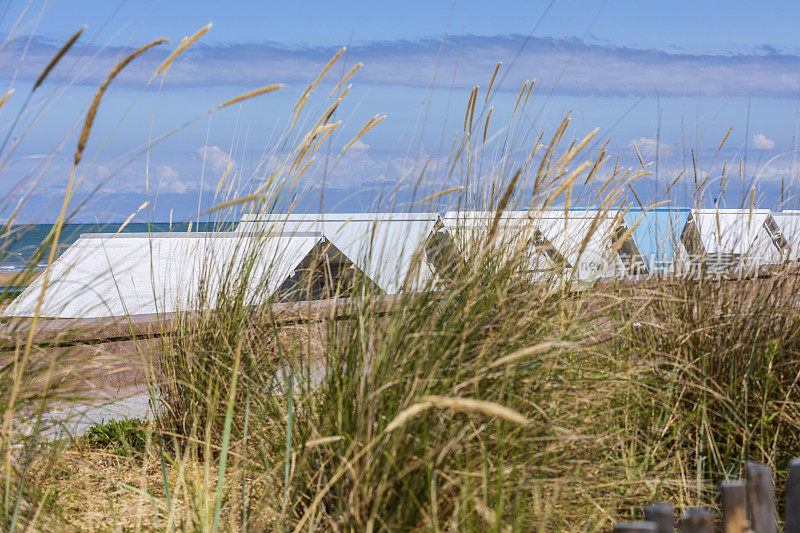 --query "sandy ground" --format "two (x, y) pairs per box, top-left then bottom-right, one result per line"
(10, 319), (328, 441)
(0, 270), (42, 287)
(20, 394), (155, 441)
(12, 339), (157, 441)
